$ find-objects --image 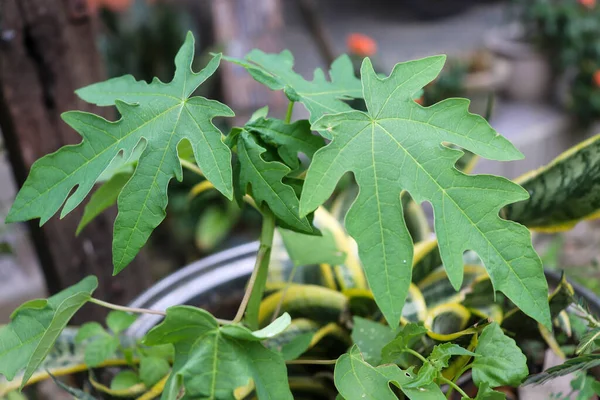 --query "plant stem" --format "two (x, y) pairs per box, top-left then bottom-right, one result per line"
(405, 348), (428, 364)
(89, 298), (232, 325)
(286, 359), (337, 365)
(446, 364), (473, 399)
(285, 101), (295, 124)
(439, 376), (471, 400)
(89, 298), (166, 316)
(179, 159), (203, 177)
(232, 206), (276, 328)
